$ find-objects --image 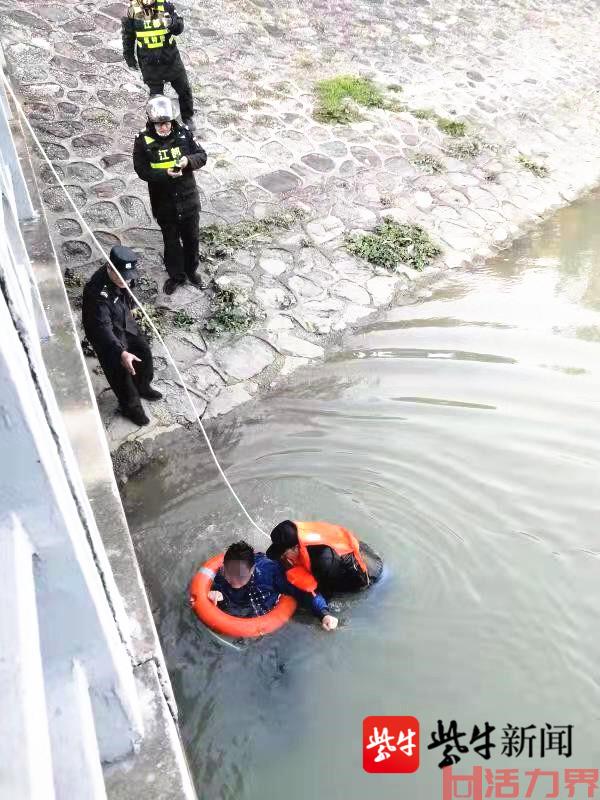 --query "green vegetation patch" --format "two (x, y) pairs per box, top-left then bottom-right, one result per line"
(446, 137), (482, 159)
(517, 155), (549, 178)
(132, 304), (165, 339)
(412, 108), (437, 120)
(346, 218), (442, 272)
(63, 267), (83, 288)
(410, 108), (467, 137)
(199, 209), (306, 258)
(205, 286), (258, 334)
(172, 310), (196, 329)
(411, 152), (444, 174)
(436, 117), (466, 137)
(314, 75), (385, 123)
